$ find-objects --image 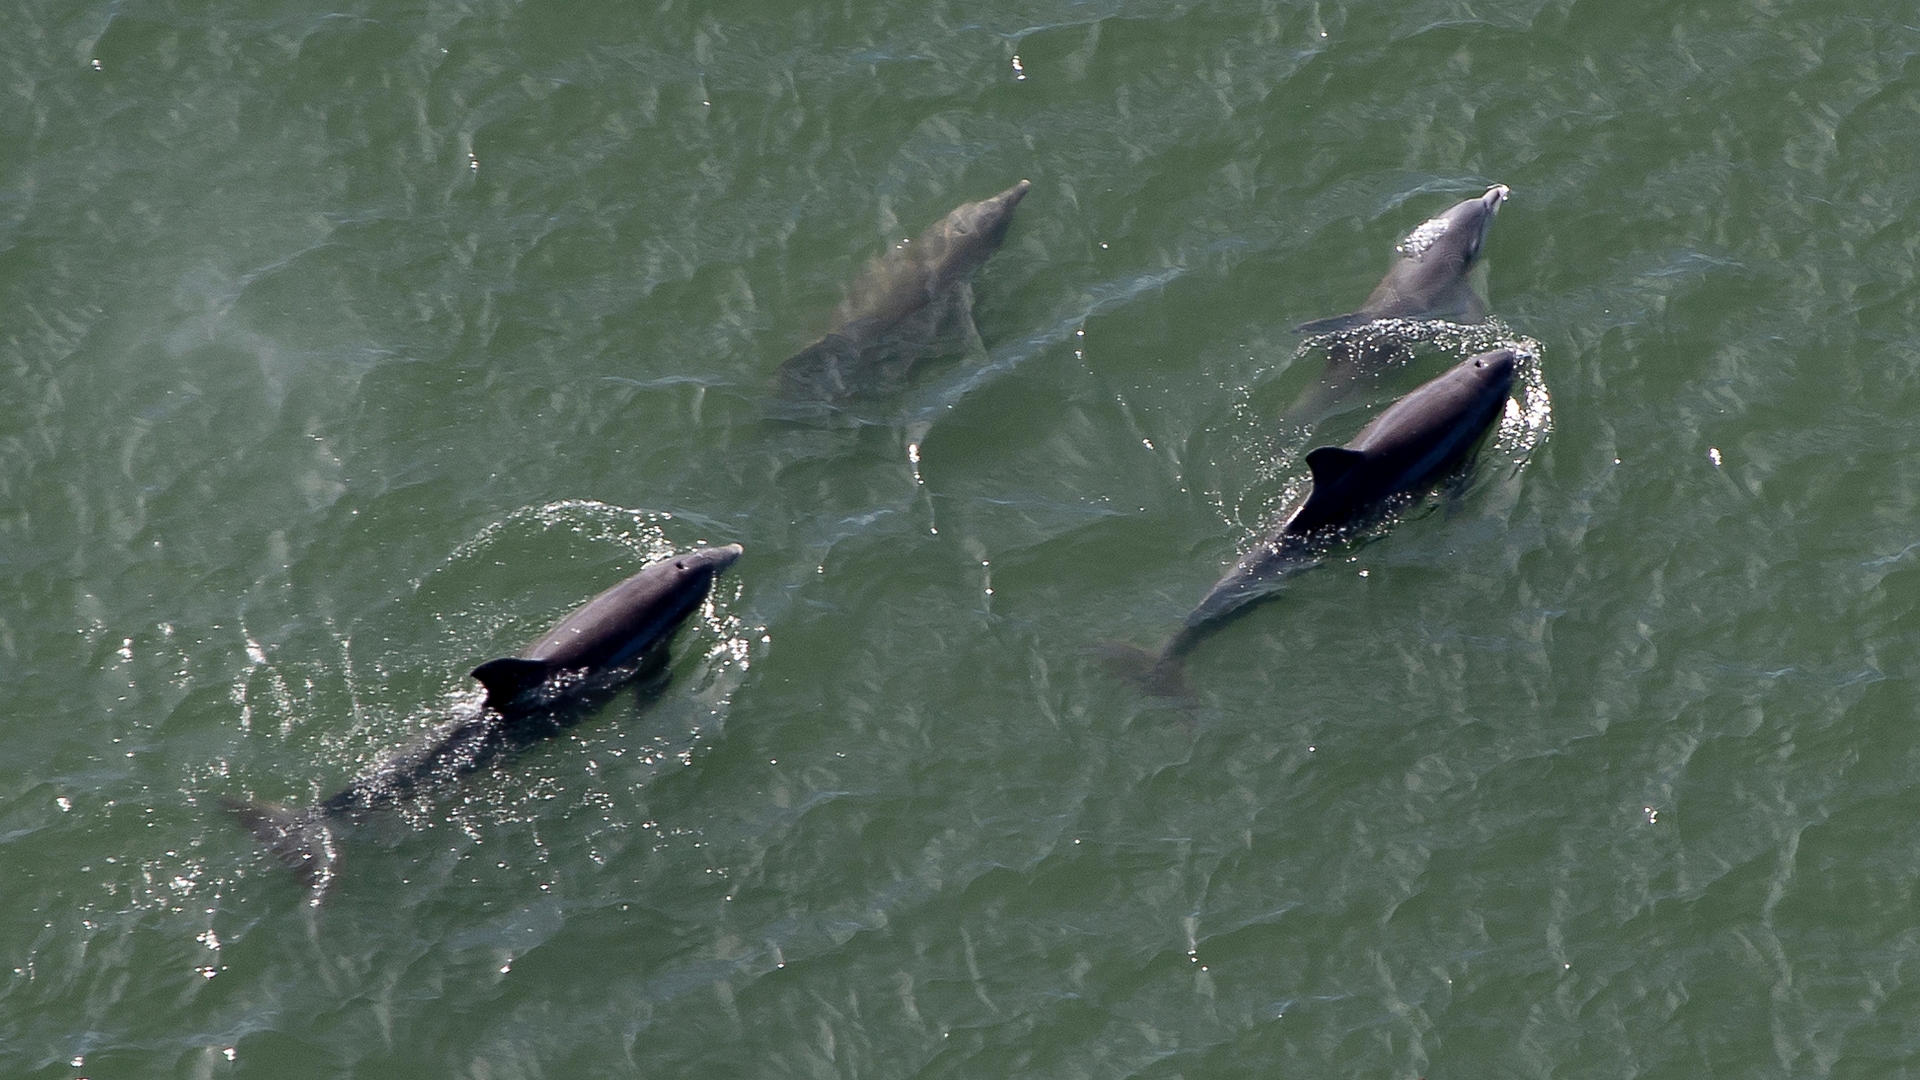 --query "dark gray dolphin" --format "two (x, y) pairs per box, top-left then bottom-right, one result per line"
(225, 543), (743, 894)
(1297, 185), (1509, 334)
(1121, 349), (1516, 693)
(776, 180), (1030, 408)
